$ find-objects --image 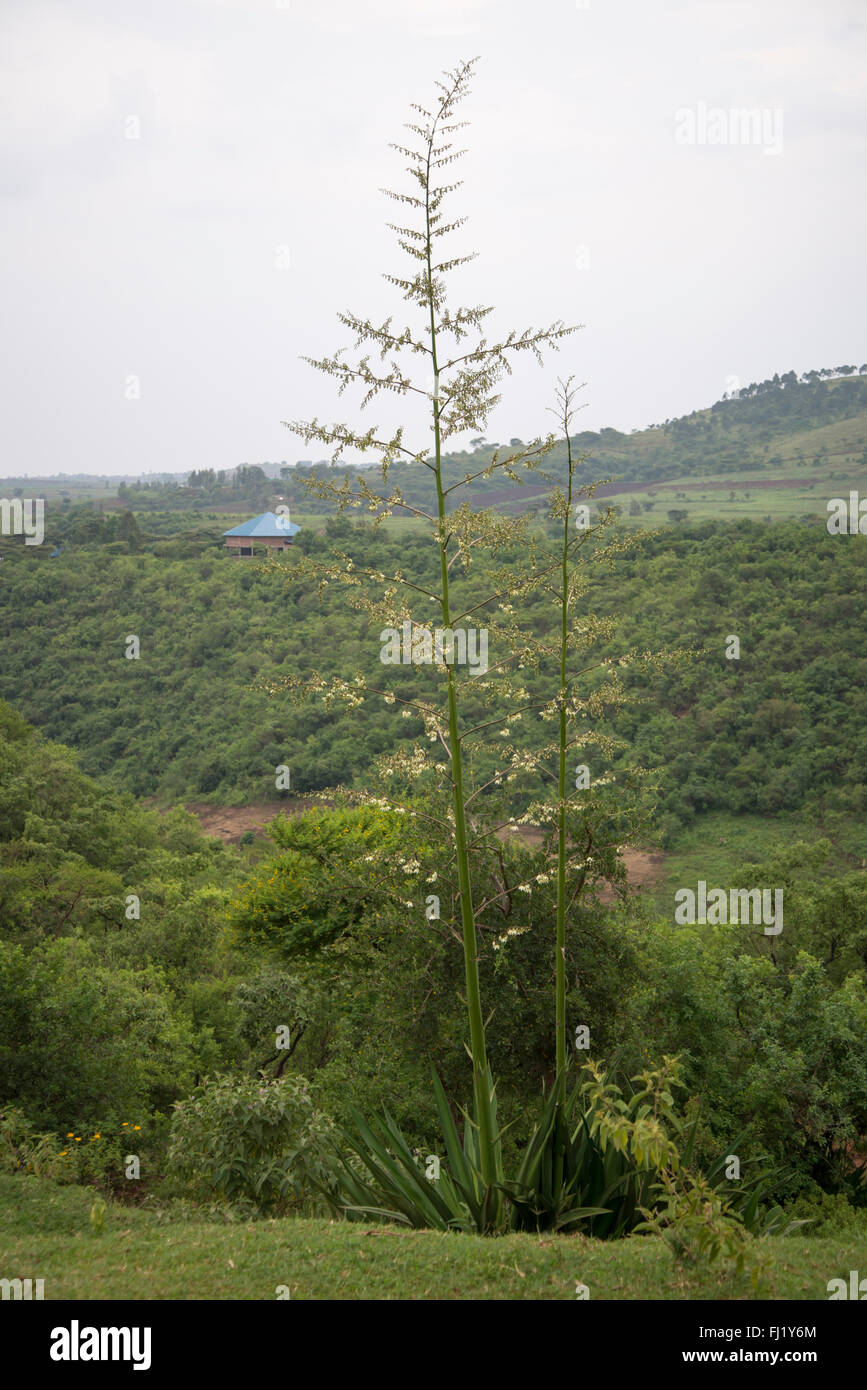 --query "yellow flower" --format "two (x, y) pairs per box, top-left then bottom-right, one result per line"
(133, 1125), (141, 1130)
(59, 1150), (68, 1157)
(67, 1132), (74, 1138)
(122, 1122), (129, 1127)
(75, 1137), (82, 1142)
